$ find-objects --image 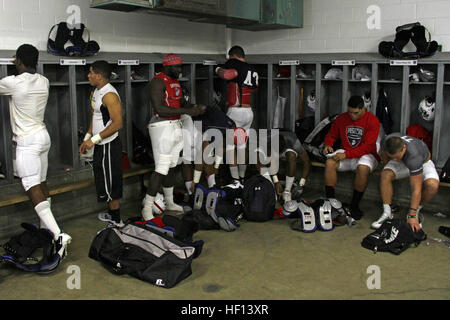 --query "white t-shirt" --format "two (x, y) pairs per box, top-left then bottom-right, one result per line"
(91, 83), (120, 145)
(0, 72), (49, 141)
